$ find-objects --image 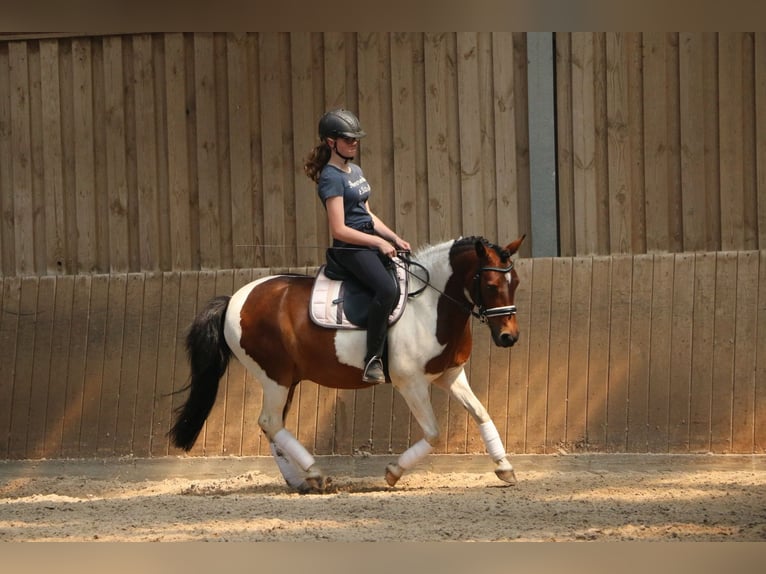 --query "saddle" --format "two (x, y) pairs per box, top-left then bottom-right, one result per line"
(309, 250), (409, 330)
